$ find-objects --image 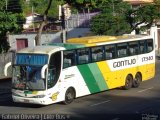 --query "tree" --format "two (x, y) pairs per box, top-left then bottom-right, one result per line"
(64, 0), (100, 12)
(0, 12), (15, 53)
(90, 0), (132, 35)
(7, 0), (25, 32)
(21, 0), (64, 45)
(90, 13), (131, 35)
(35, 0), (53, 45)
(0, 0), (24, 53)
(7, 0), (23, 13)
(126, 2), (160, 34)
(90, 0), (160, 35)
(22, 0), (64, 18)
